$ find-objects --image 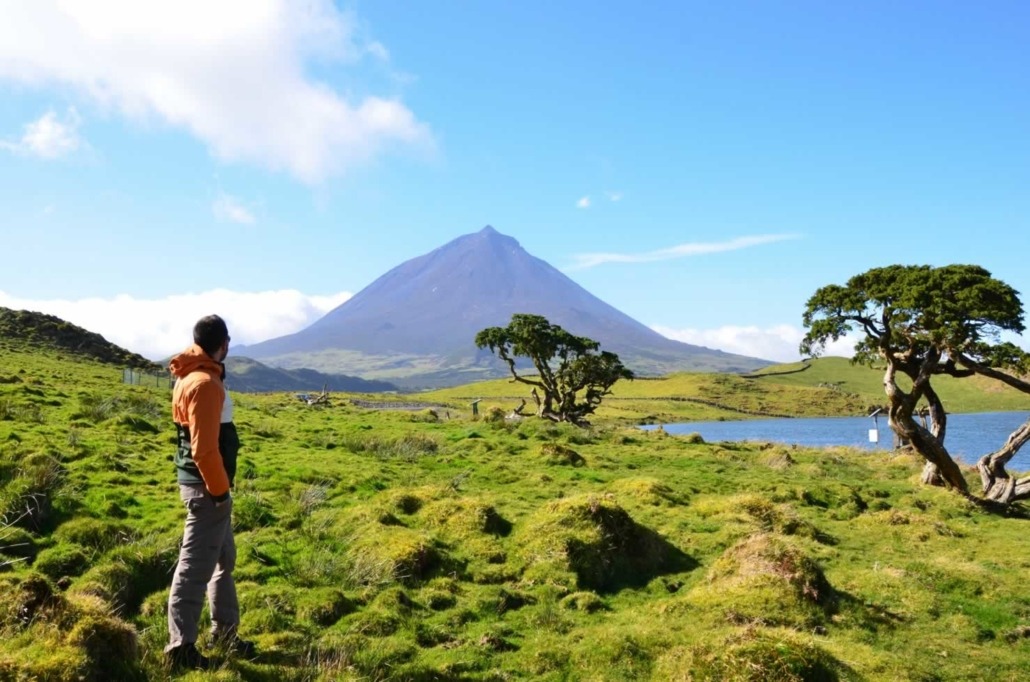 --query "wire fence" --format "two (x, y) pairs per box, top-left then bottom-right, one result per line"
(123, 368), (173, 389)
